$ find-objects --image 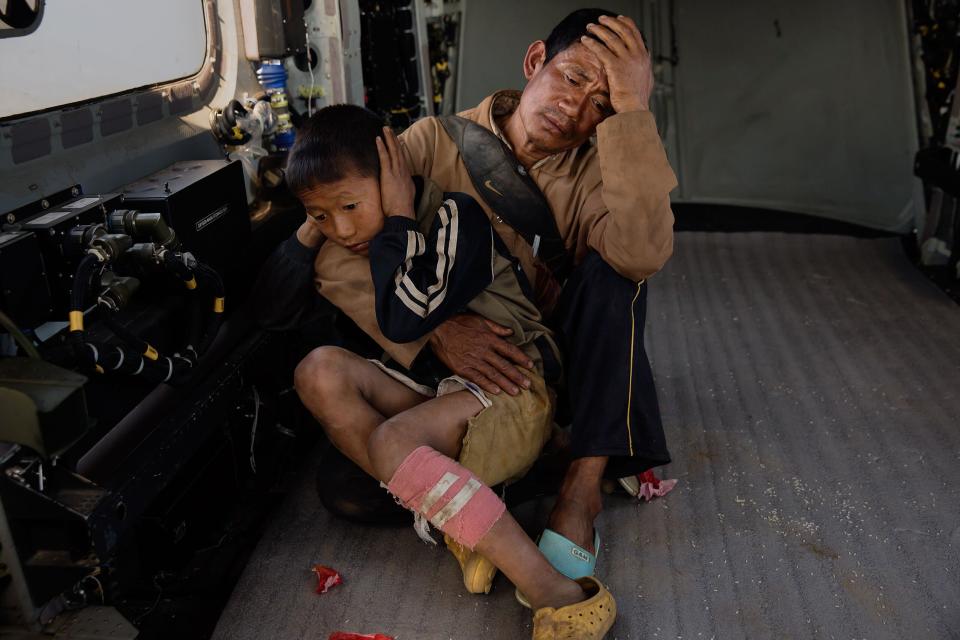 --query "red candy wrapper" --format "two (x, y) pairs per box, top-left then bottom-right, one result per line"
(329, 634), (394, 640)
(636, 469), (678, 502)
(312, 565), (343, 594)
